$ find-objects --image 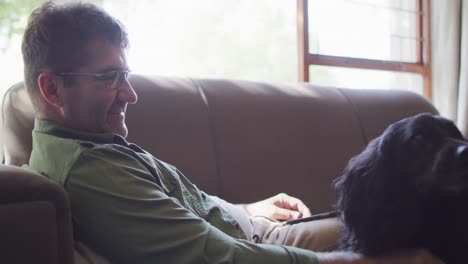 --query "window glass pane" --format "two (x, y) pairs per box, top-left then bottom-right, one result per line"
(104, 0), (297, 82)
(0, 0), (297, 97)
(0, 0), (45, 94)
(308, 0), (419, 62)
(309, 65), (423, 94)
